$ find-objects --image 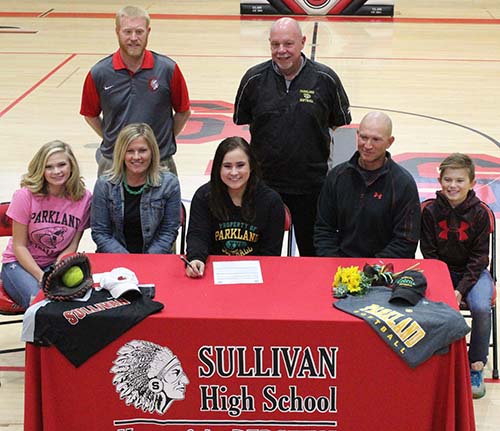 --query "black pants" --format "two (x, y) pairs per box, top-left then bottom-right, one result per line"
(280, 188), (322, 257)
